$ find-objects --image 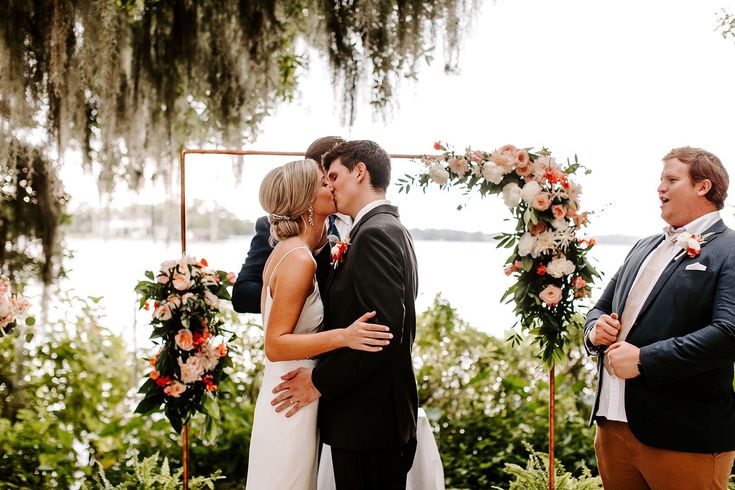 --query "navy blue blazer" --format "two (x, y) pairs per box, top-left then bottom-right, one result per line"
(585, 219), (735, 453)
(232, 216), (333, 314)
